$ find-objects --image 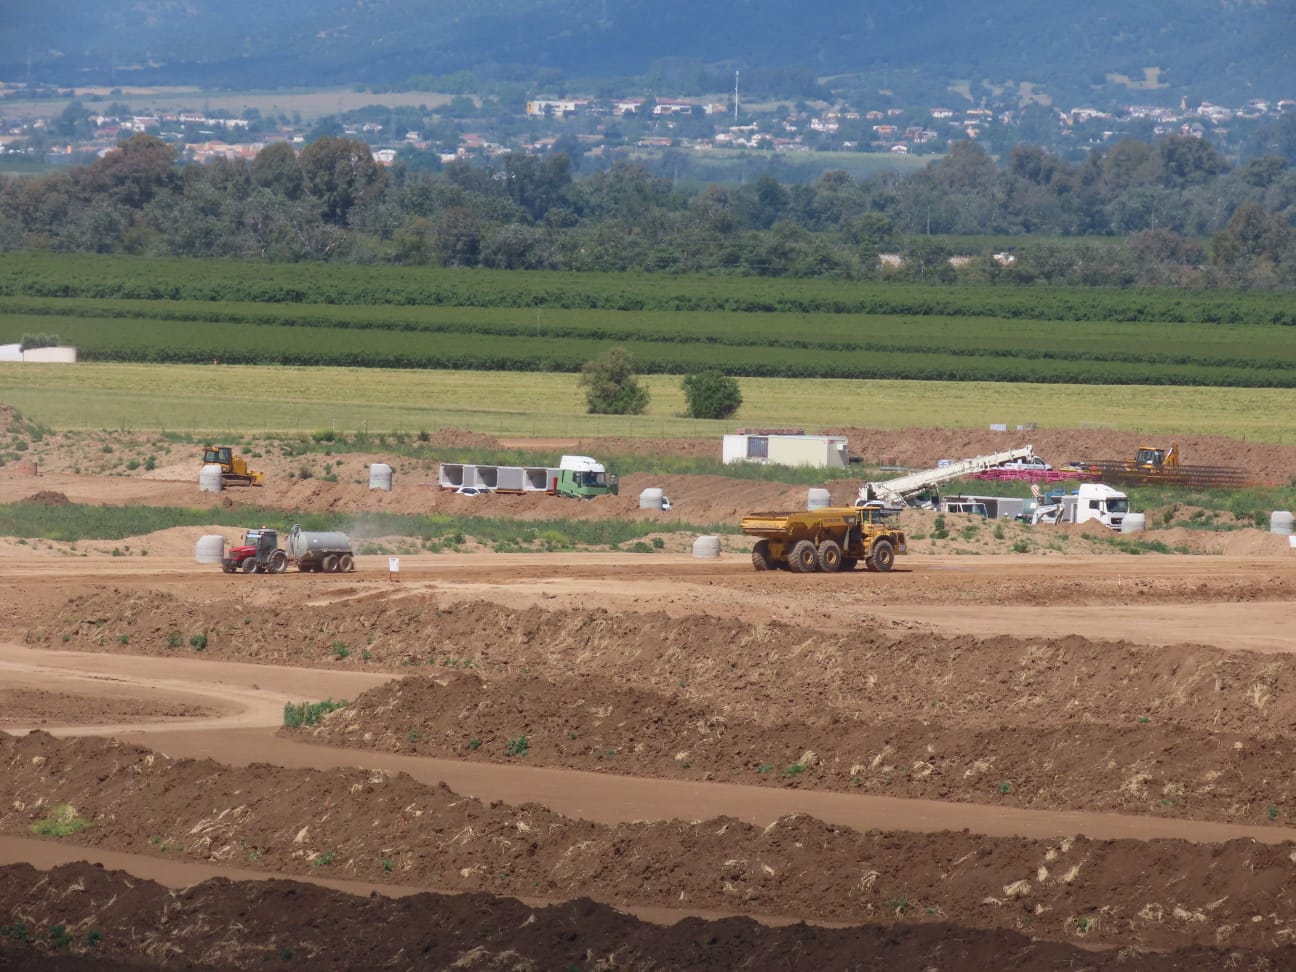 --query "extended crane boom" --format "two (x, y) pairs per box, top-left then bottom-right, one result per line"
(859, 446), (1037, 509)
